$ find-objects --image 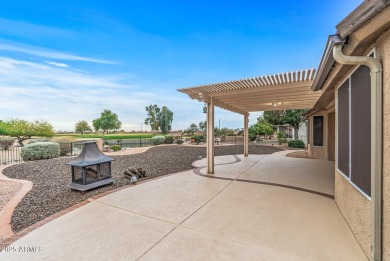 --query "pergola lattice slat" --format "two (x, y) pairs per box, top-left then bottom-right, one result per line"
(178, 68), (320, 114)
